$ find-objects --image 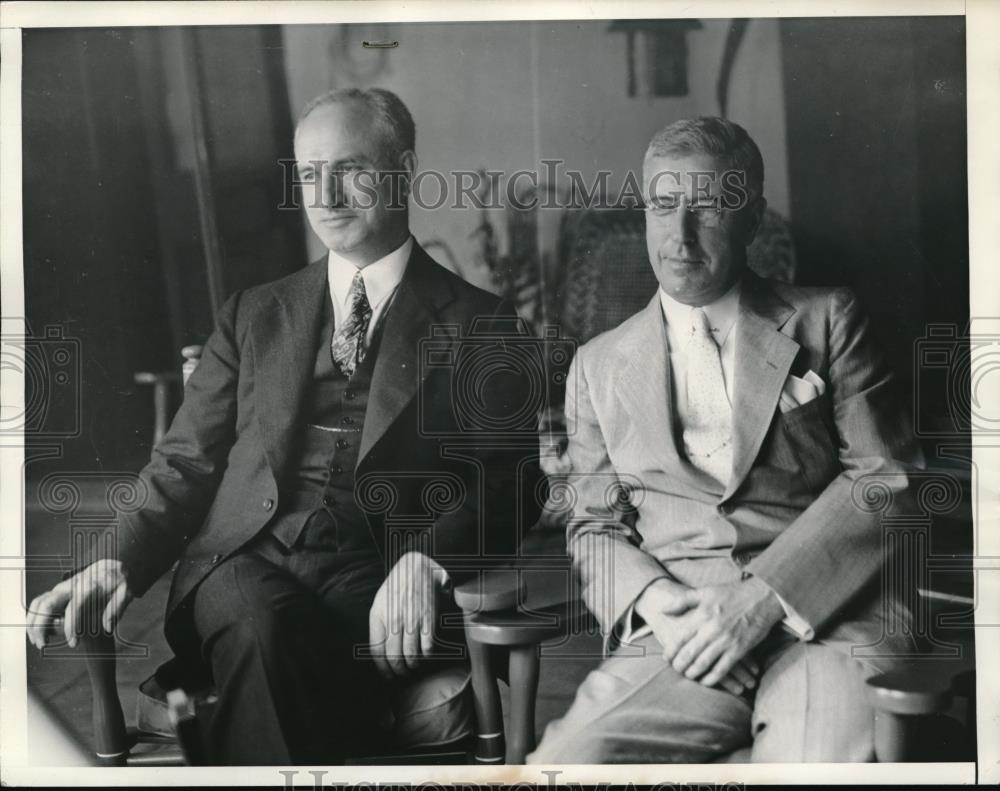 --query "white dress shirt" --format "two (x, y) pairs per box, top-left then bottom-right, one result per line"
(659, 280), (741, 417)
(619, 277), (813, 644)
(327, 235), (413, 345)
